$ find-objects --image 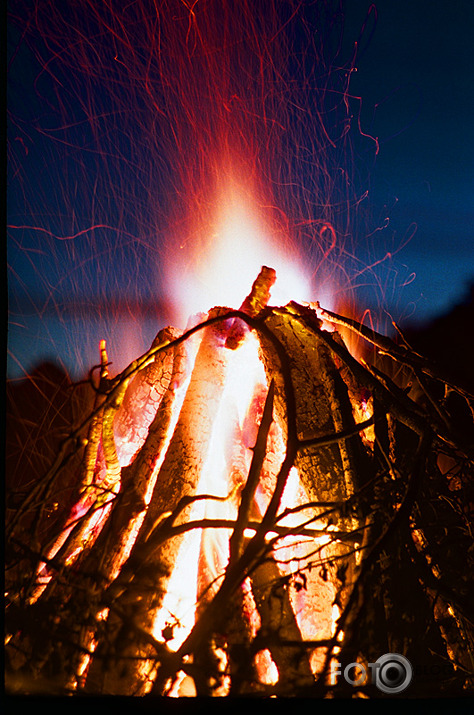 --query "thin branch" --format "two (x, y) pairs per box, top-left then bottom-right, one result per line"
(297, 414), (378, 448)
(229, 379), (275, 565)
